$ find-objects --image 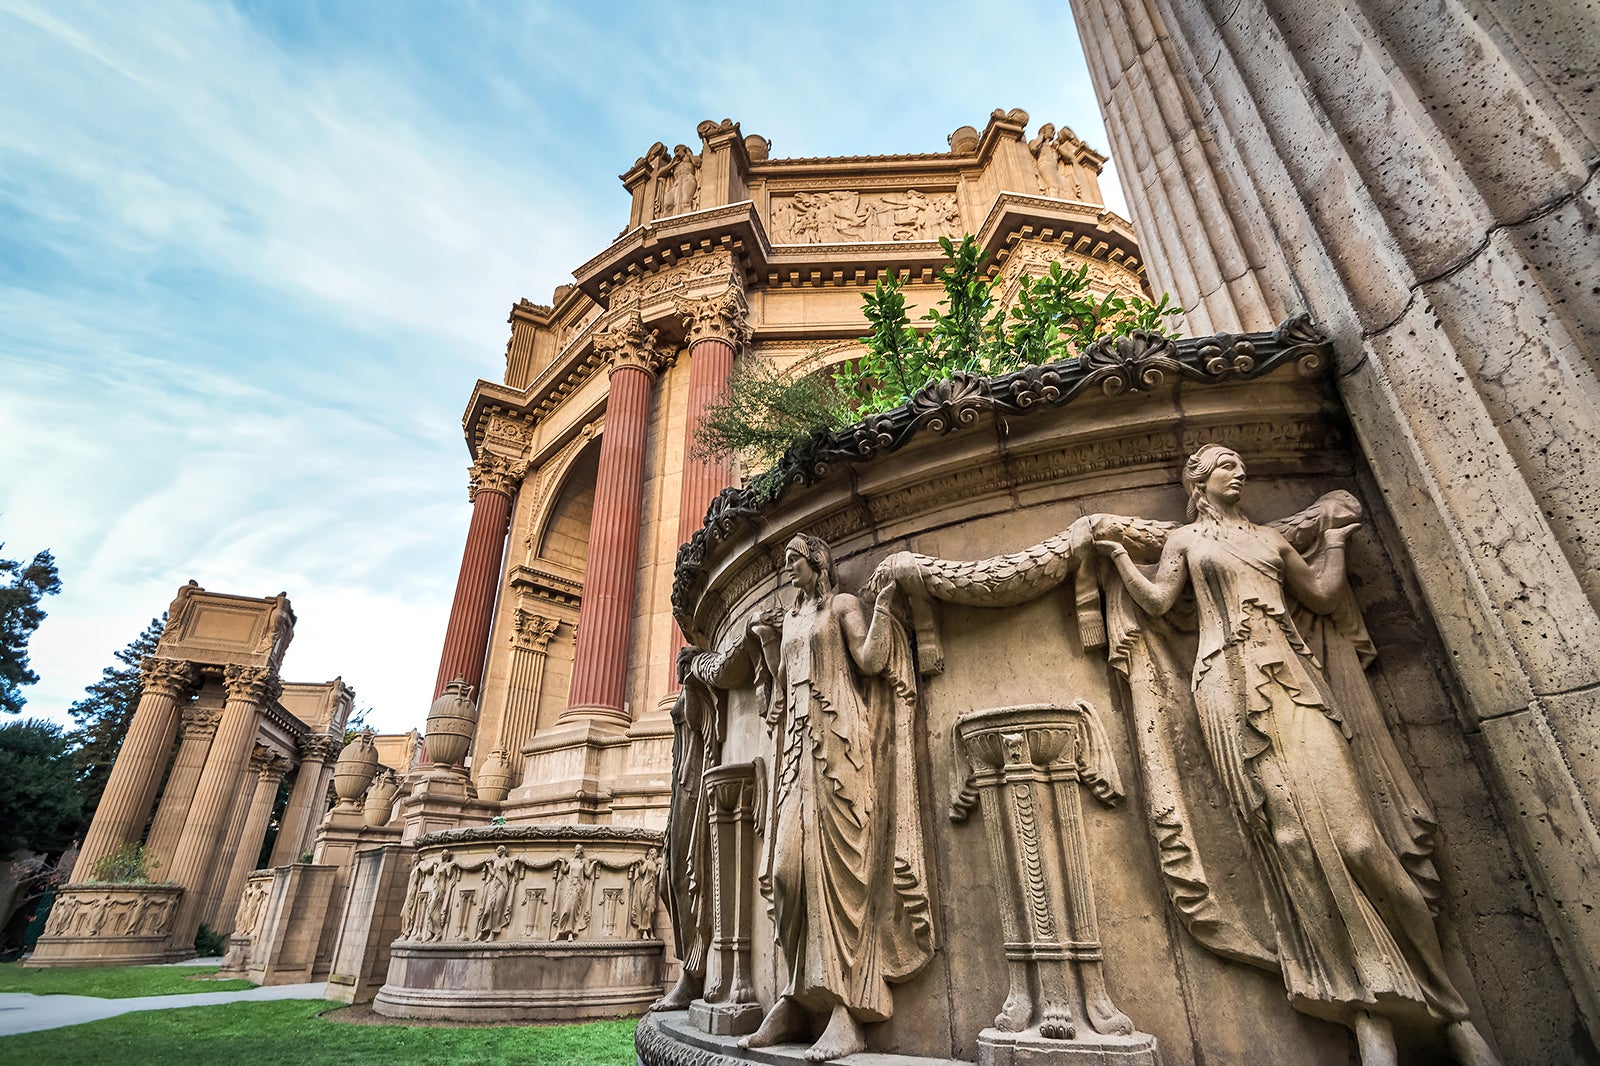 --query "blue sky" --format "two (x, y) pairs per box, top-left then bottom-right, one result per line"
(1, 0), (1124, 734)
